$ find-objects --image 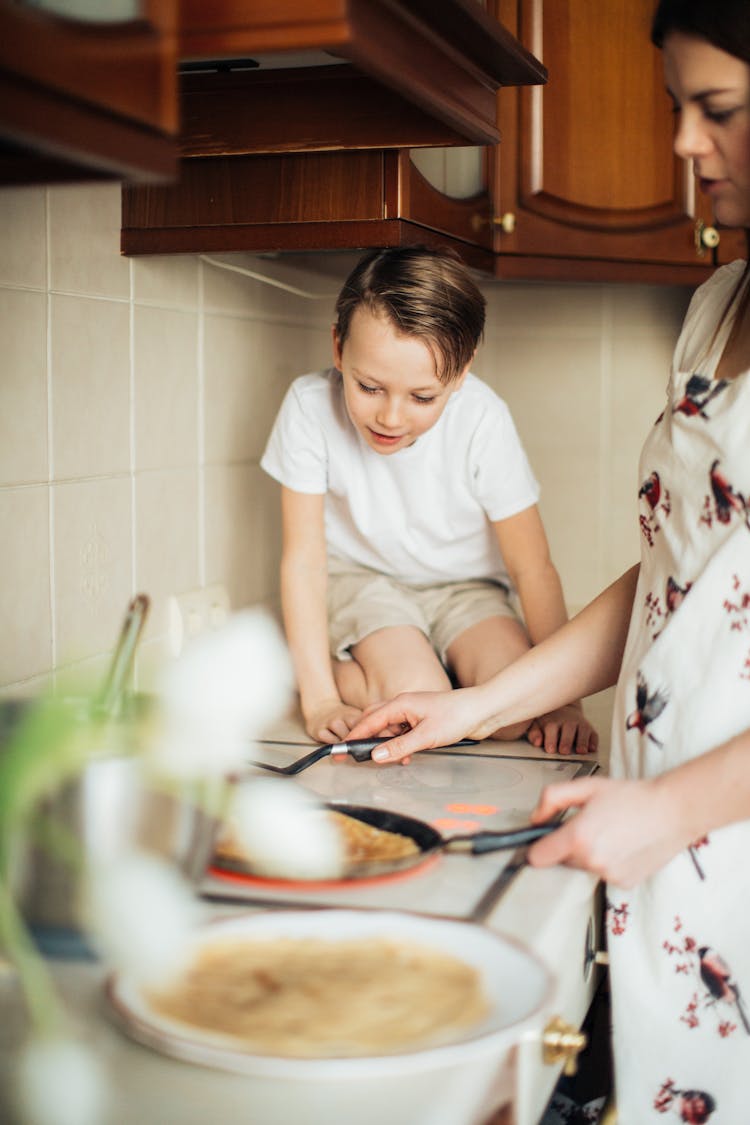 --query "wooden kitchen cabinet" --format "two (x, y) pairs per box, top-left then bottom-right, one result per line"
(714, 225), (748, 266)
(120, 0), (544, 261)
(407, 0), (749, 281)
(490, 0), (727, 284)
(121, 0), (746, 279)
(121, 147), (495, 270)
(0, 0), (179, 186)
(177, 0), (545, 150)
